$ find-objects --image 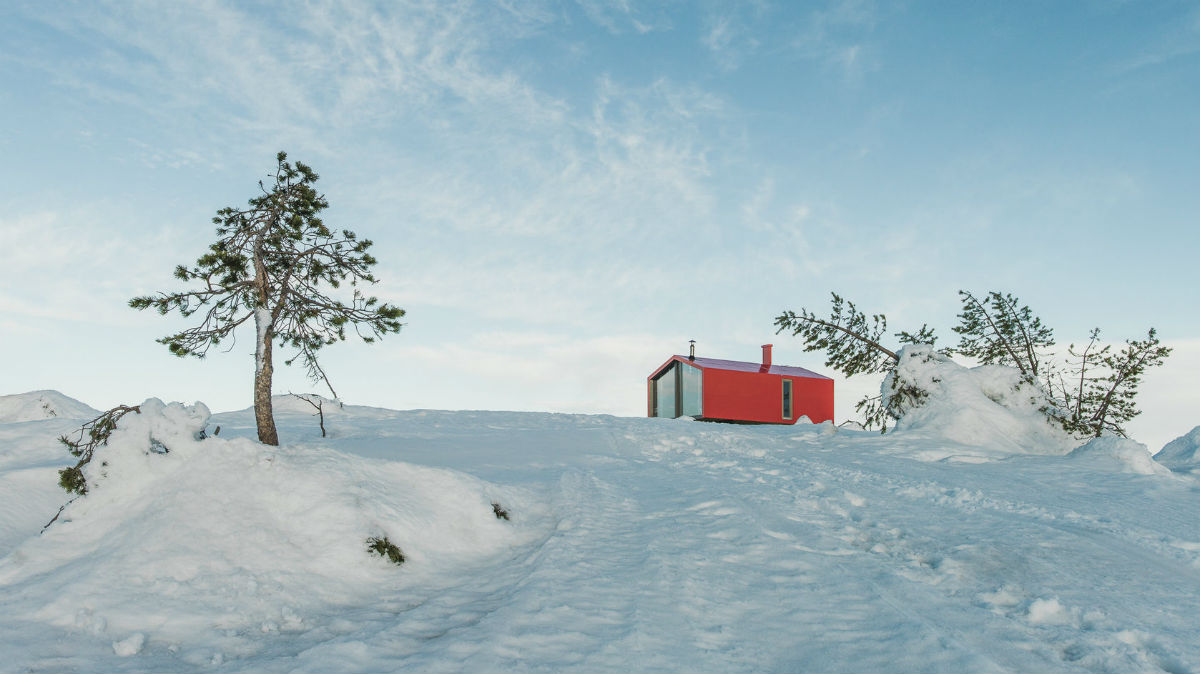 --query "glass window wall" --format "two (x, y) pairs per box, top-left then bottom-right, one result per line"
(680, 363), (703, 417)
(656, 364), (676, 418)
(653, 362), (703, 419)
